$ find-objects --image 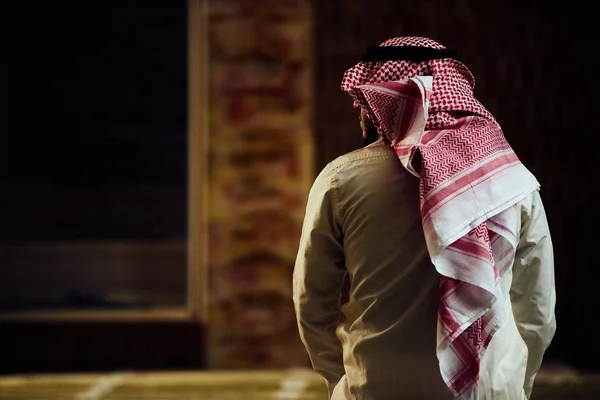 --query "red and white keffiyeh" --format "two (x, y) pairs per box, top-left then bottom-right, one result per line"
(341, 37), (540, 399)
